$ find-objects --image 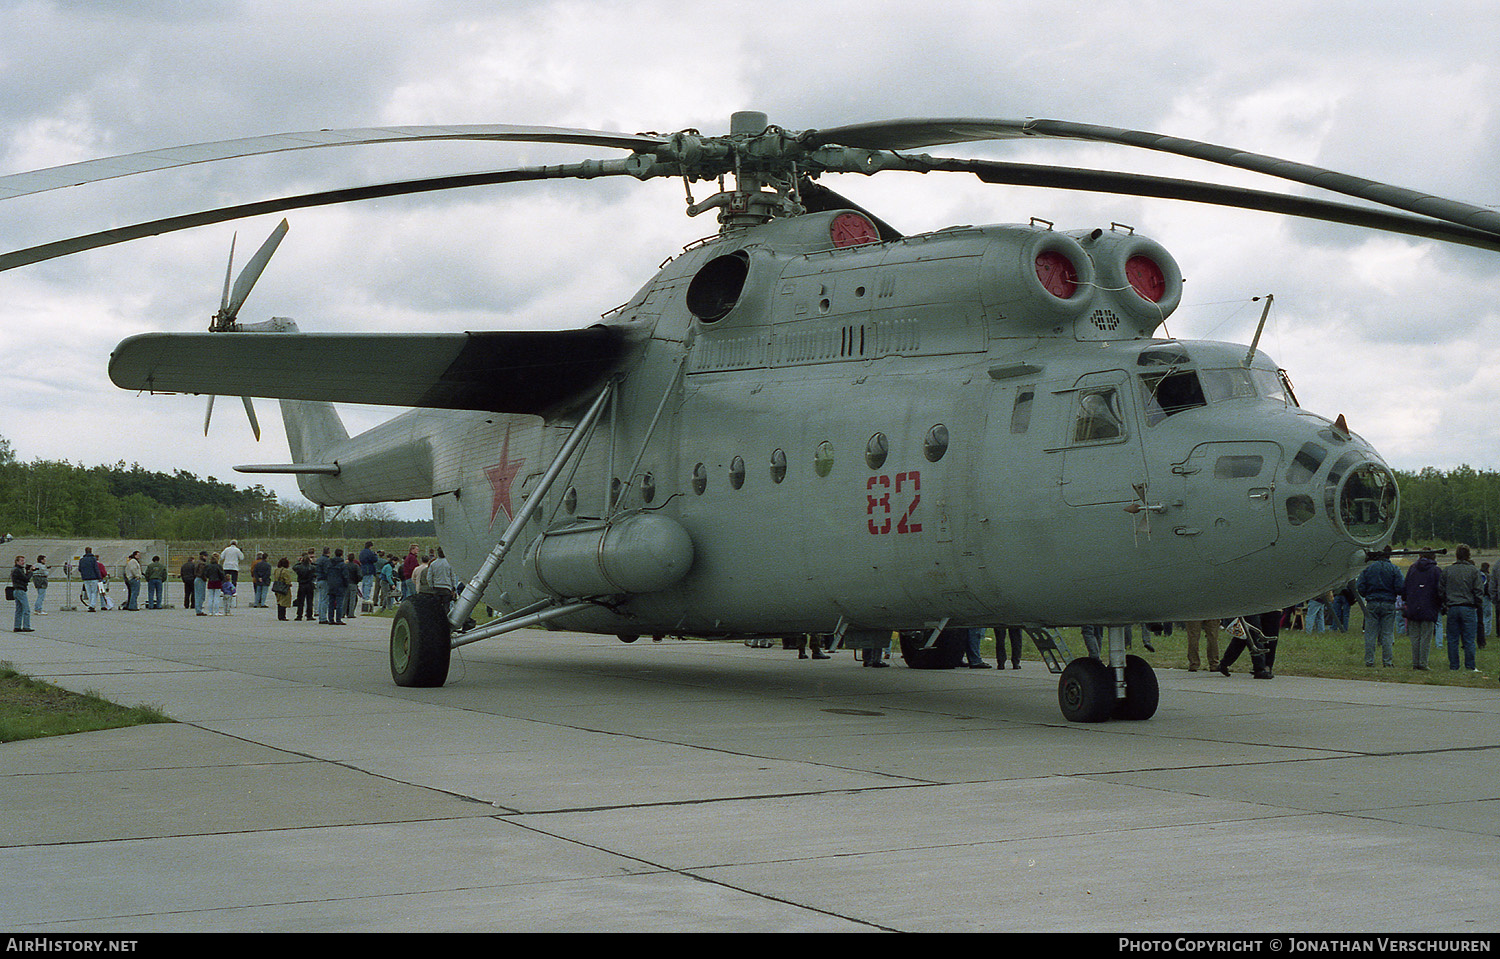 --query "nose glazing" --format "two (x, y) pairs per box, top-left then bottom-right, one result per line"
(1328, 456), (1398, 545)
